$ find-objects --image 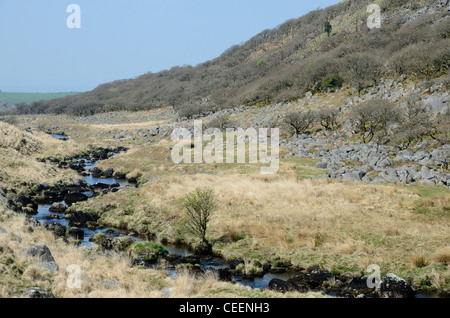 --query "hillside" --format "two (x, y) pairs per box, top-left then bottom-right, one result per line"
(0, 122), (83, 194)
(0, 0), (449, 299)
(3, 80), (449, 297)
(11, 0), (450, 116)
